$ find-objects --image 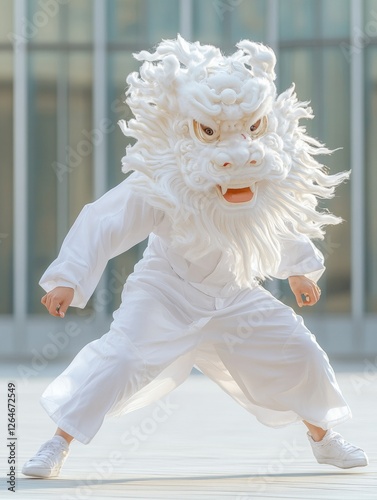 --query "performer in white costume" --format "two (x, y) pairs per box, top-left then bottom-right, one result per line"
(23, 36), (368, 478)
